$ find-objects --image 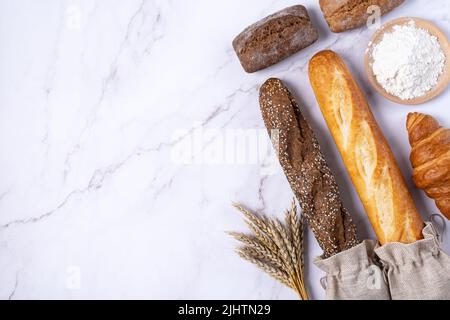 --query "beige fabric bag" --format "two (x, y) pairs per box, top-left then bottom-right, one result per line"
(375, 223), (450, 300)
(314, 240), (391, 300)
